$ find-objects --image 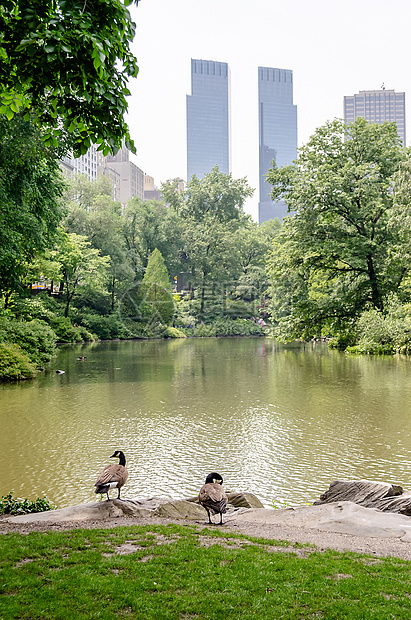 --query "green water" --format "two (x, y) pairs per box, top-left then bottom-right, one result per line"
(1, 338), (411, 508)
